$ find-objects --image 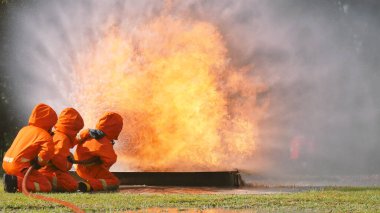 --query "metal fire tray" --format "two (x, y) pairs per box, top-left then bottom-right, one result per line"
(112, 171), (243, 187)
